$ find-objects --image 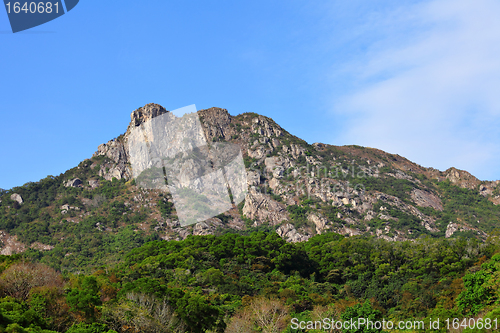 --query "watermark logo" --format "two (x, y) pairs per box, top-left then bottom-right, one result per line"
(3, 0), (79, 33)
(127, 105), (248, 227)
